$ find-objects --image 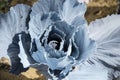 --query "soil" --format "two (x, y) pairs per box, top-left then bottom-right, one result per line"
(0, 57), (45, 80)
(85, 0), (118, 23)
